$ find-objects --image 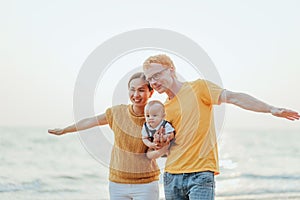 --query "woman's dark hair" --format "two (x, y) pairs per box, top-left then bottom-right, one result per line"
(128, 72), (153, 91)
